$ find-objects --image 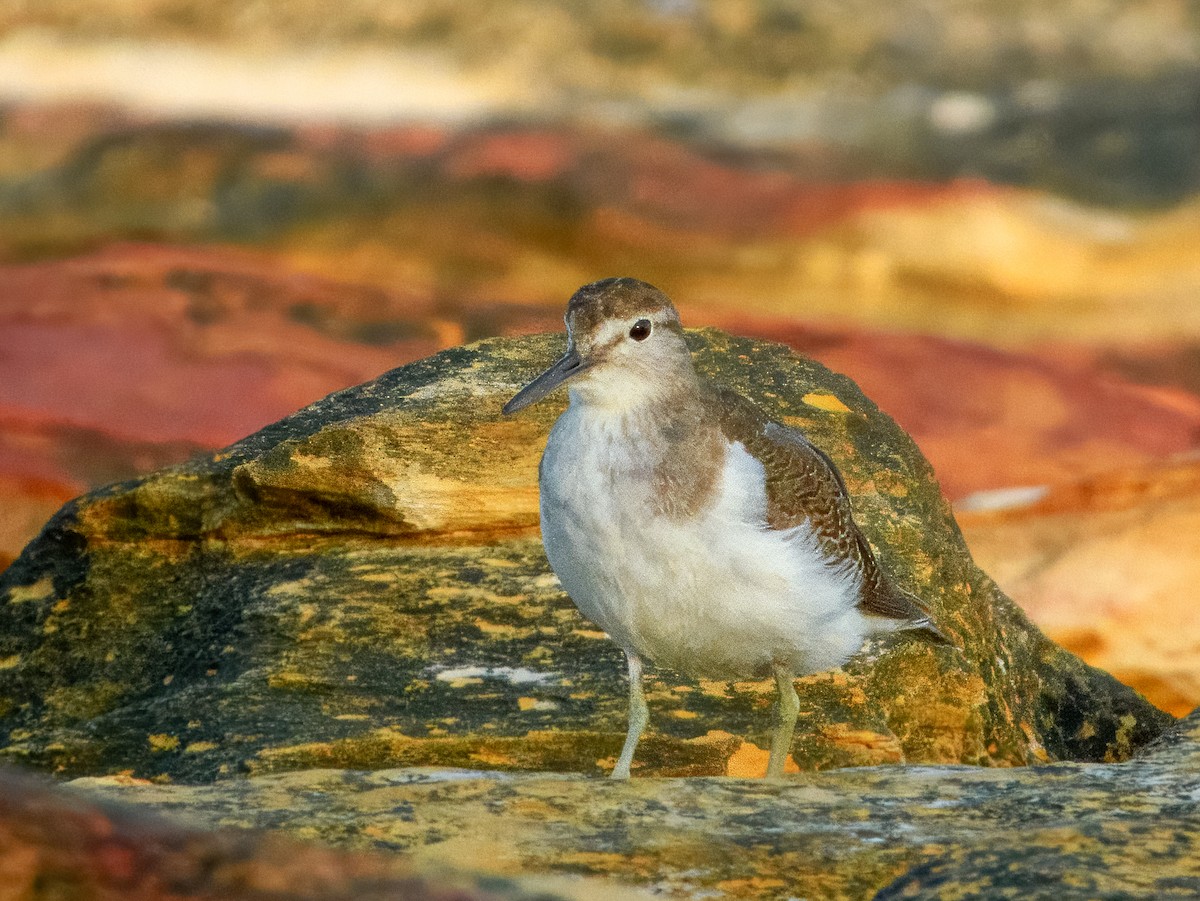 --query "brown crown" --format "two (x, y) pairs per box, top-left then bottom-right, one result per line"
(566, 277), (681, 337)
